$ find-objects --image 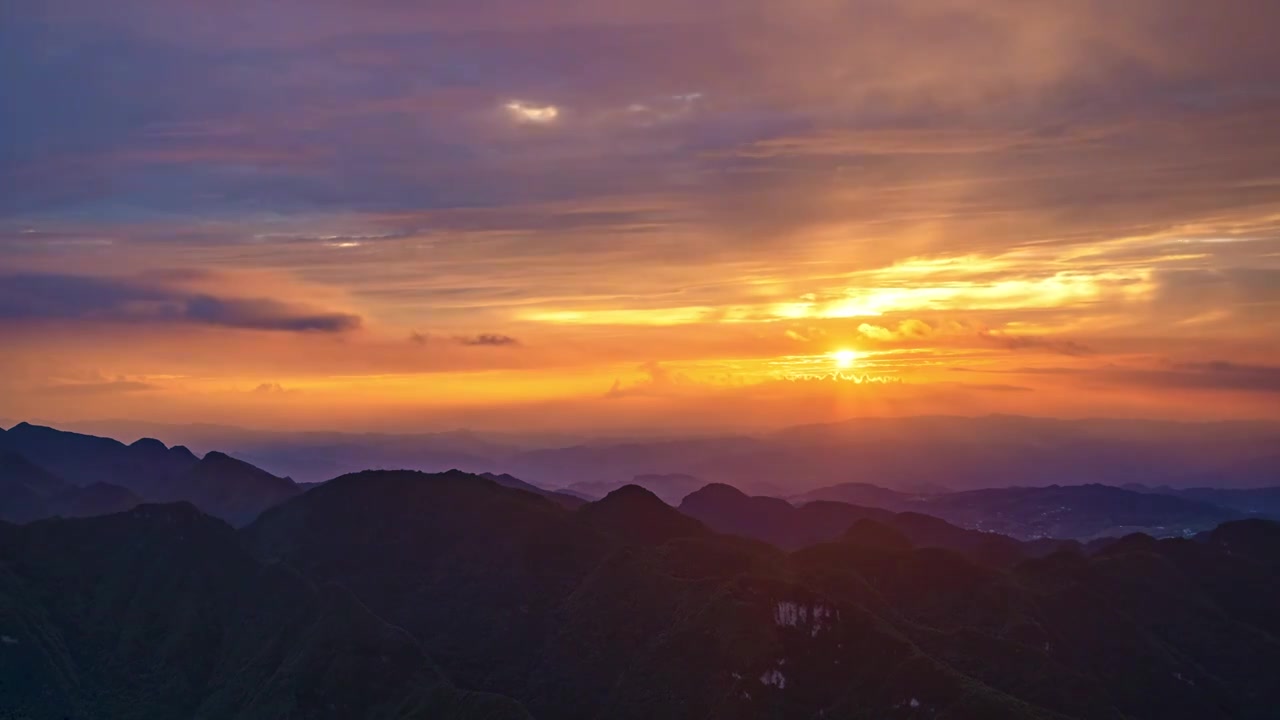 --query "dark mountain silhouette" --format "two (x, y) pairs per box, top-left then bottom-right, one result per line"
(7, 432), (1280, 718)
(841, 517), (916, 552)
(577, 484), (709, 545)
(0, 451), (68, 522)
(239, 470), (1280, 719)
(0, 423), (298, 525)
(680, 482), (896, 549)
(243, 469), (612, 707)
(0, 422), (191, 497)
(173, 451), (301, 525)
(0, 451), (140, 523)
(0, 503), (530, 719)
